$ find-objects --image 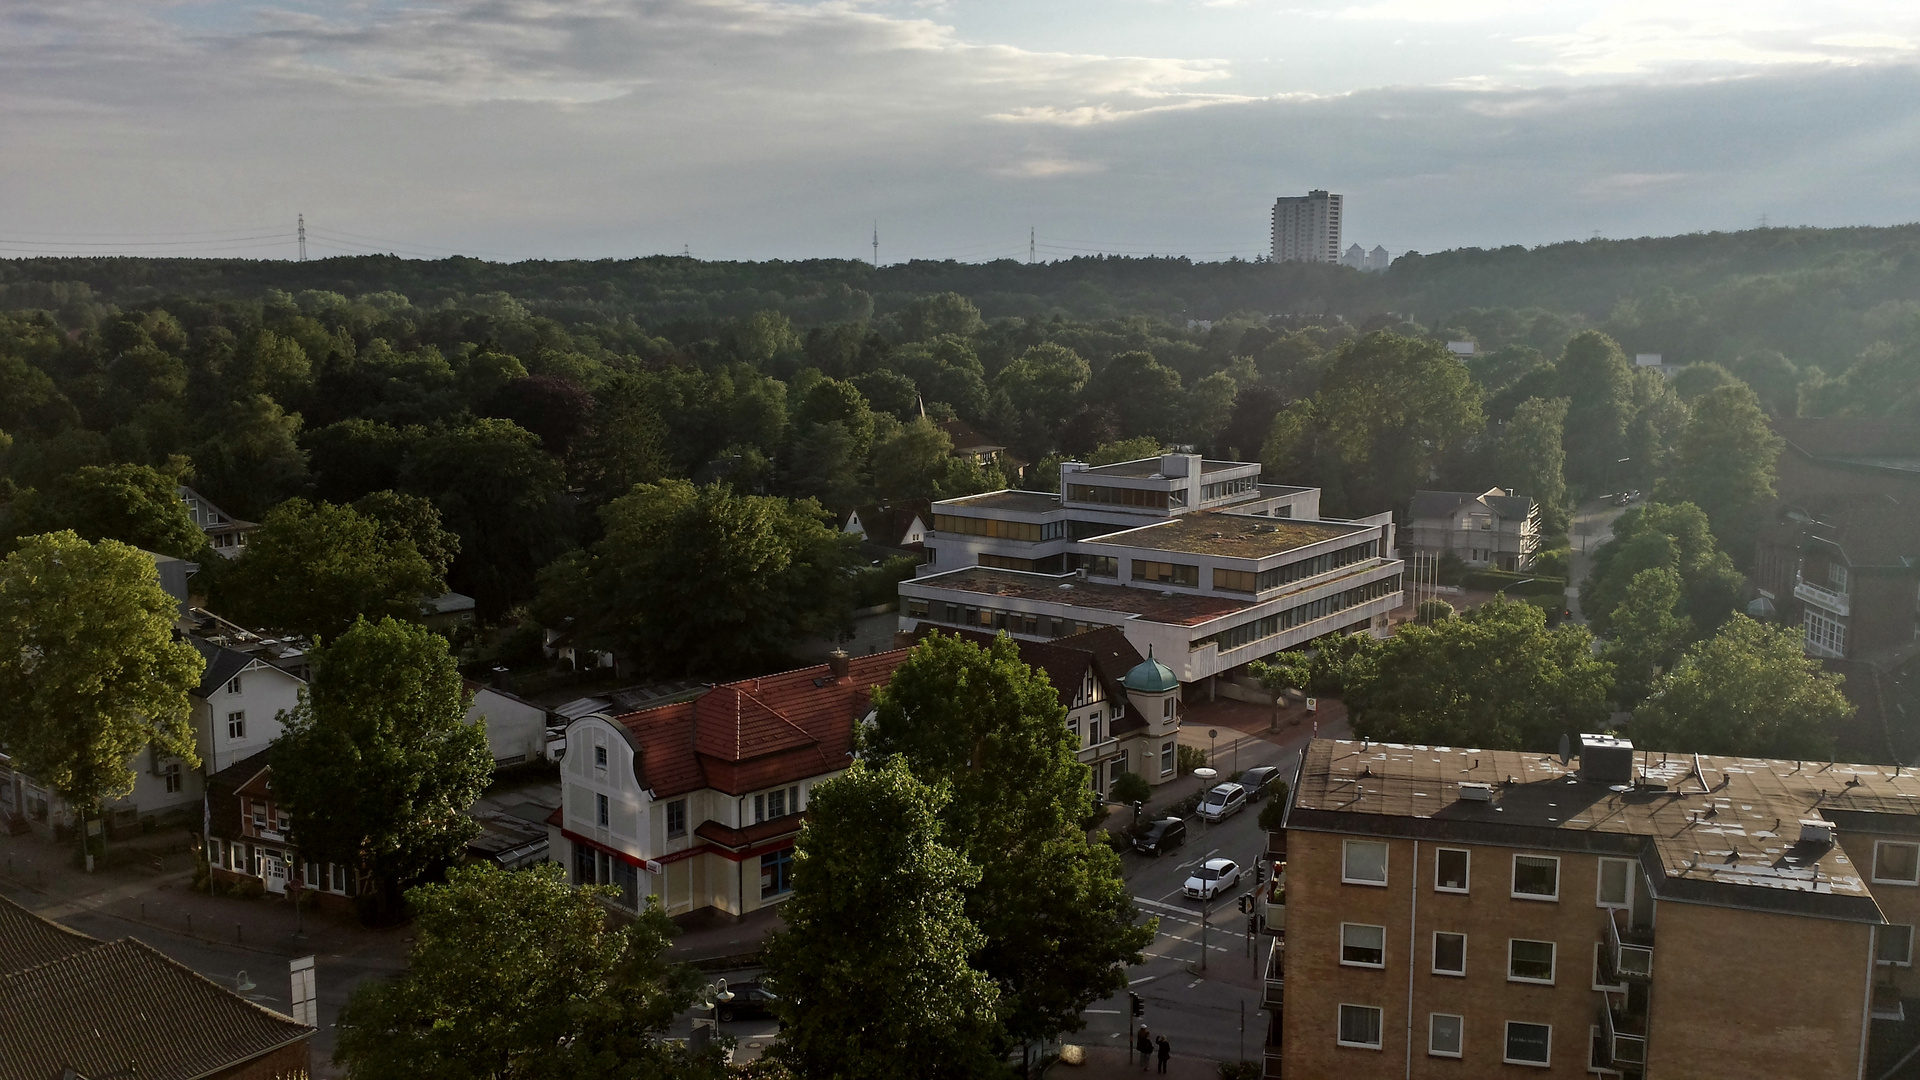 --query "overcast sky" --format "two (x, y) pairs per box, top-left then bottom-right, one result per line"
(4, 1), (1919, 263)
